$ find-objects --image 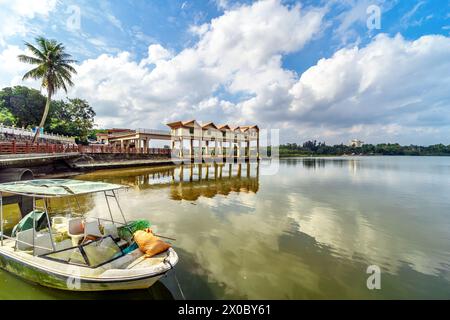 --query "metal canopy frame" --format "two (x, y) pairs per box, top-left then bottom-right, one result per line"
(0, 187), (128, 256)
(0, 179), (126, 198)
